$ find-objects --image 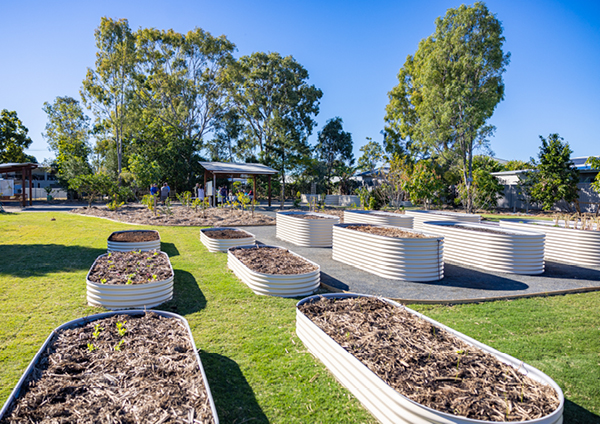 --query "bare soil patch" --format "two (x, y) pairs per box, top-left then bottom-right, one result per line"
(71, 204), (274, 226)
(299, 297), (560, 422)
(346, 225), (428, 239)
(231, 246), (318, 275)
(203, 229), (251, 239)
(0, 312), (214, 424)
(108, 230), (159, 242)
(88, 251), (172, 285)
